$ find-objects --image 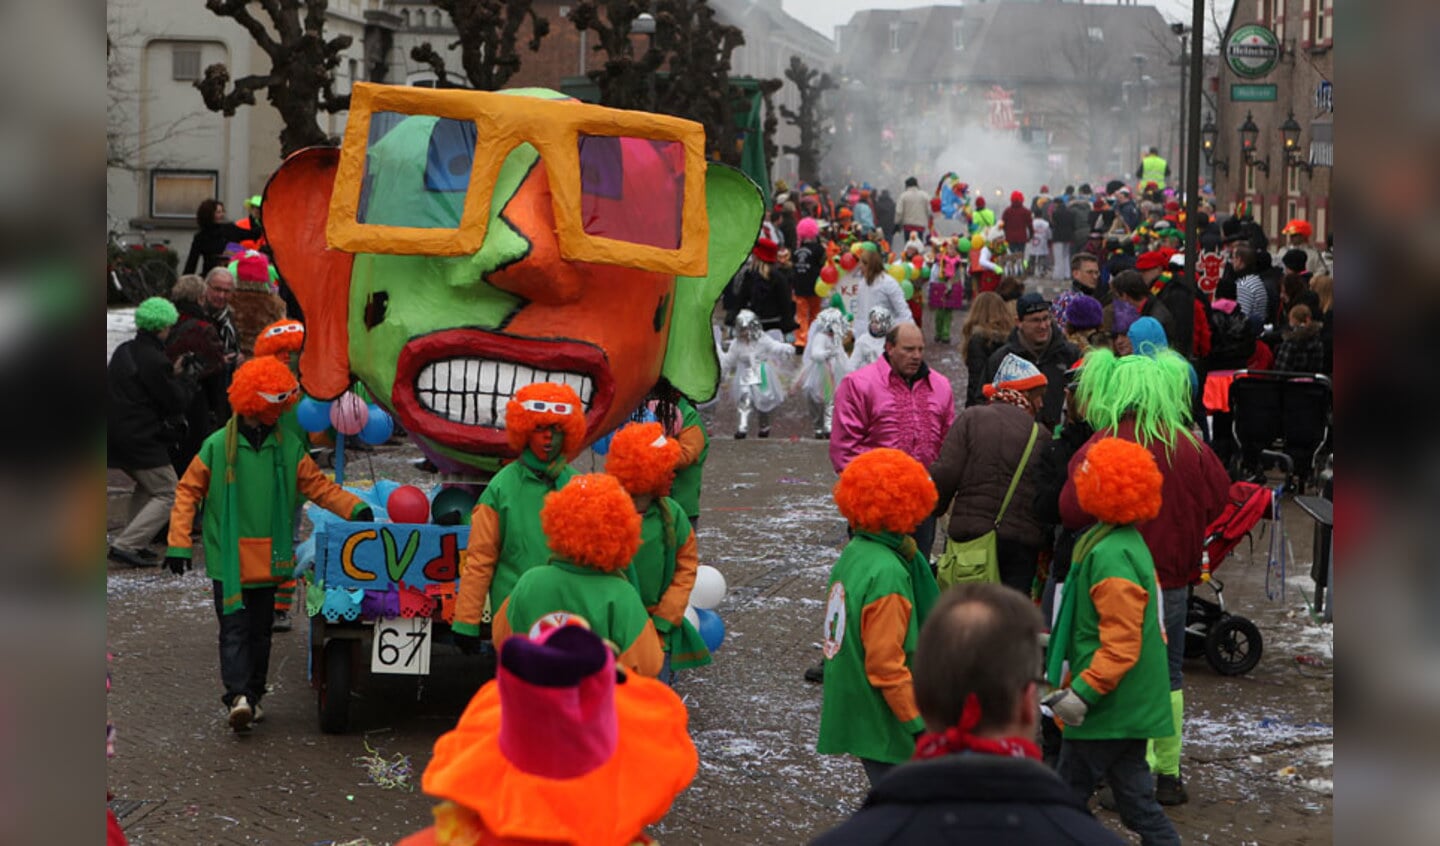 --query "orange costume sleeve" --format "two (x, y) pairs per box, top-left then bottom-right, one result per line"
(619, 619), (666, 678)
(490, 596), (513, 646)
(453, 503), (501, 636)
(860, 594), (922, 728)
(1077, 576), (1152, 699)
(652, 531), (698, 628)
(675, 424), (706, 470)
(296, 454), (366, 518)
(167, 455), (211, 555)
